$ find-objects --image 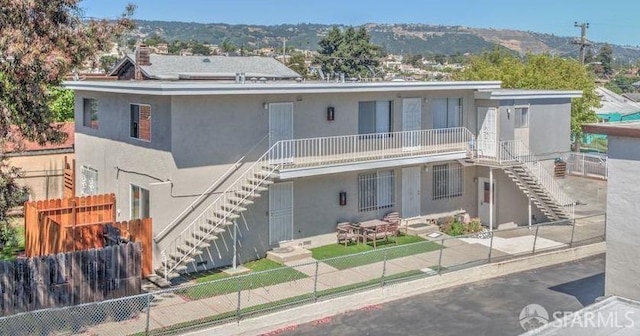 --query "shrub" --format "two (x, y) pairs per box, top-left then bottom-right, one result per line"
(440, 216), (484, 236)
